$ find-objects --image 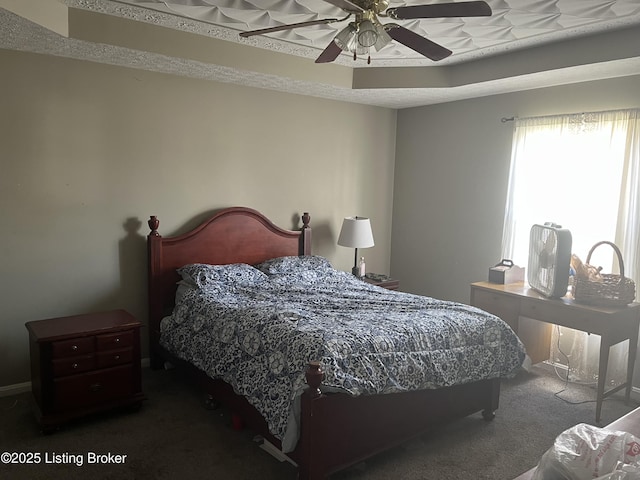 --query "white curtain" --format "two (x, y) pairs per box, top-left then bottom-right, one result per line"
(501, 109), (640, 385)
